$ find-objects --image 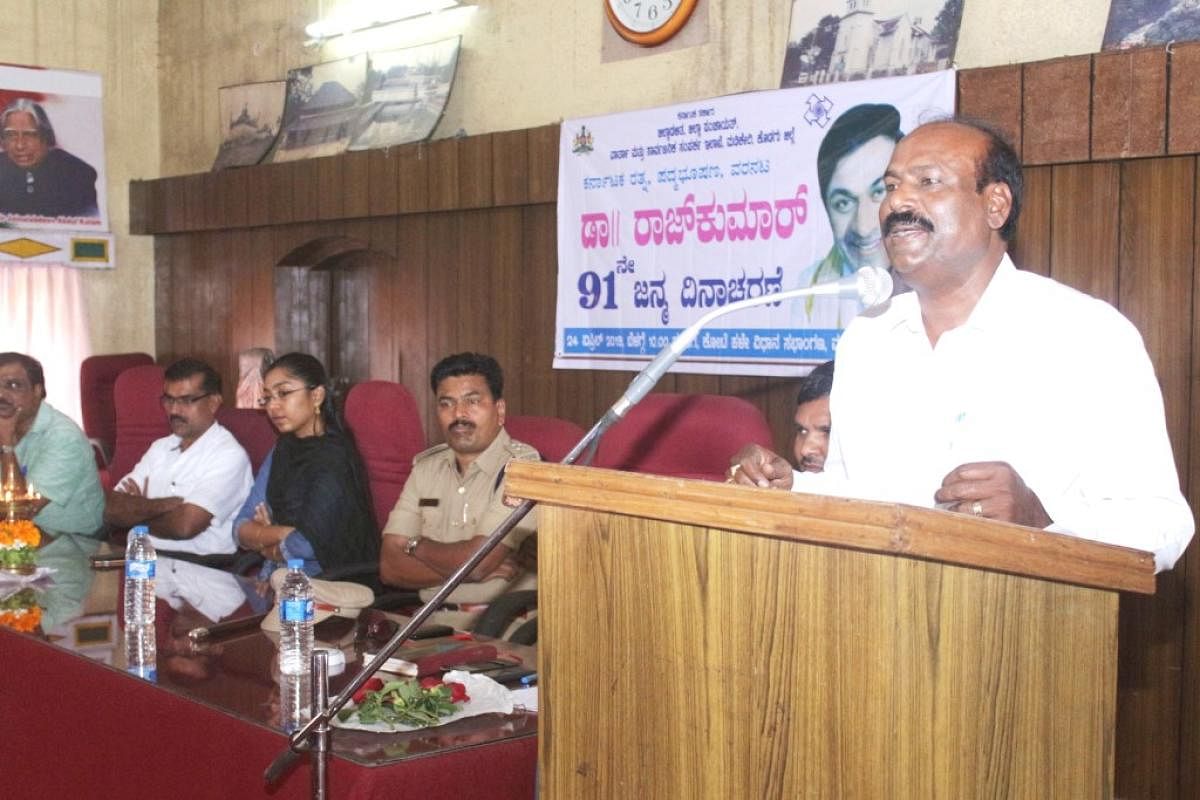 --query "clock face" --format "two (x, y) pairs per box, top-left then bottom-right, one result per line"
(605, 0), (698, 46)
